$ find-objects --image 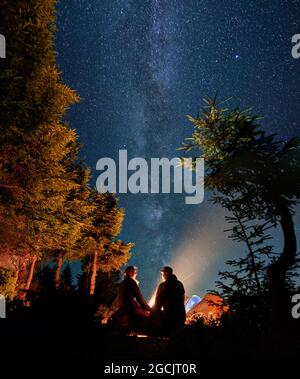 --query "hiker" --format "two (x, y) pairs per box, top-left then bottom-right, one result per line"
(152, 266), (186, 334)
(116, 265), (151, 330)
